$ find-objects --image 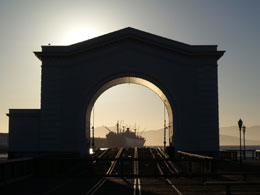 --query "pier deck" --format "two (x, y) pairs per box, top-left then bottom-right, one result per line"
(1, 148), (260, 194)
